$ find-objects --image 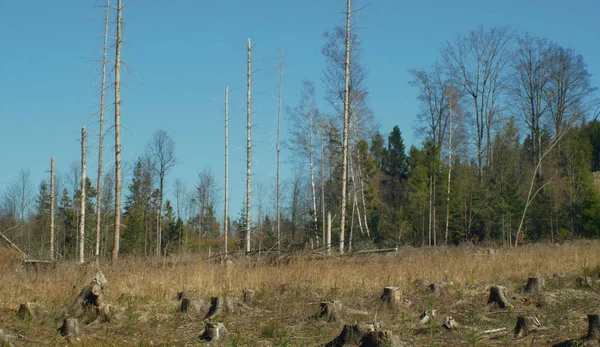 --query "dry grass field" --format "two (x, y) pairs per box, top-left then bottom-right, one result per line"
(1, 241), (599, 346)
